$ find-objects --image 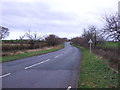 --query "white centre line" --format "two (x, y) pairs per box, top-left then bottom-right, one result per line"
(0, 73), (11, 78)
(54, 53), (63, 58)
(25, 59), (50, 69)
(54, 56), (58, 58)
(67, 86), (72, 90)
(54, 55), (60, 58)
